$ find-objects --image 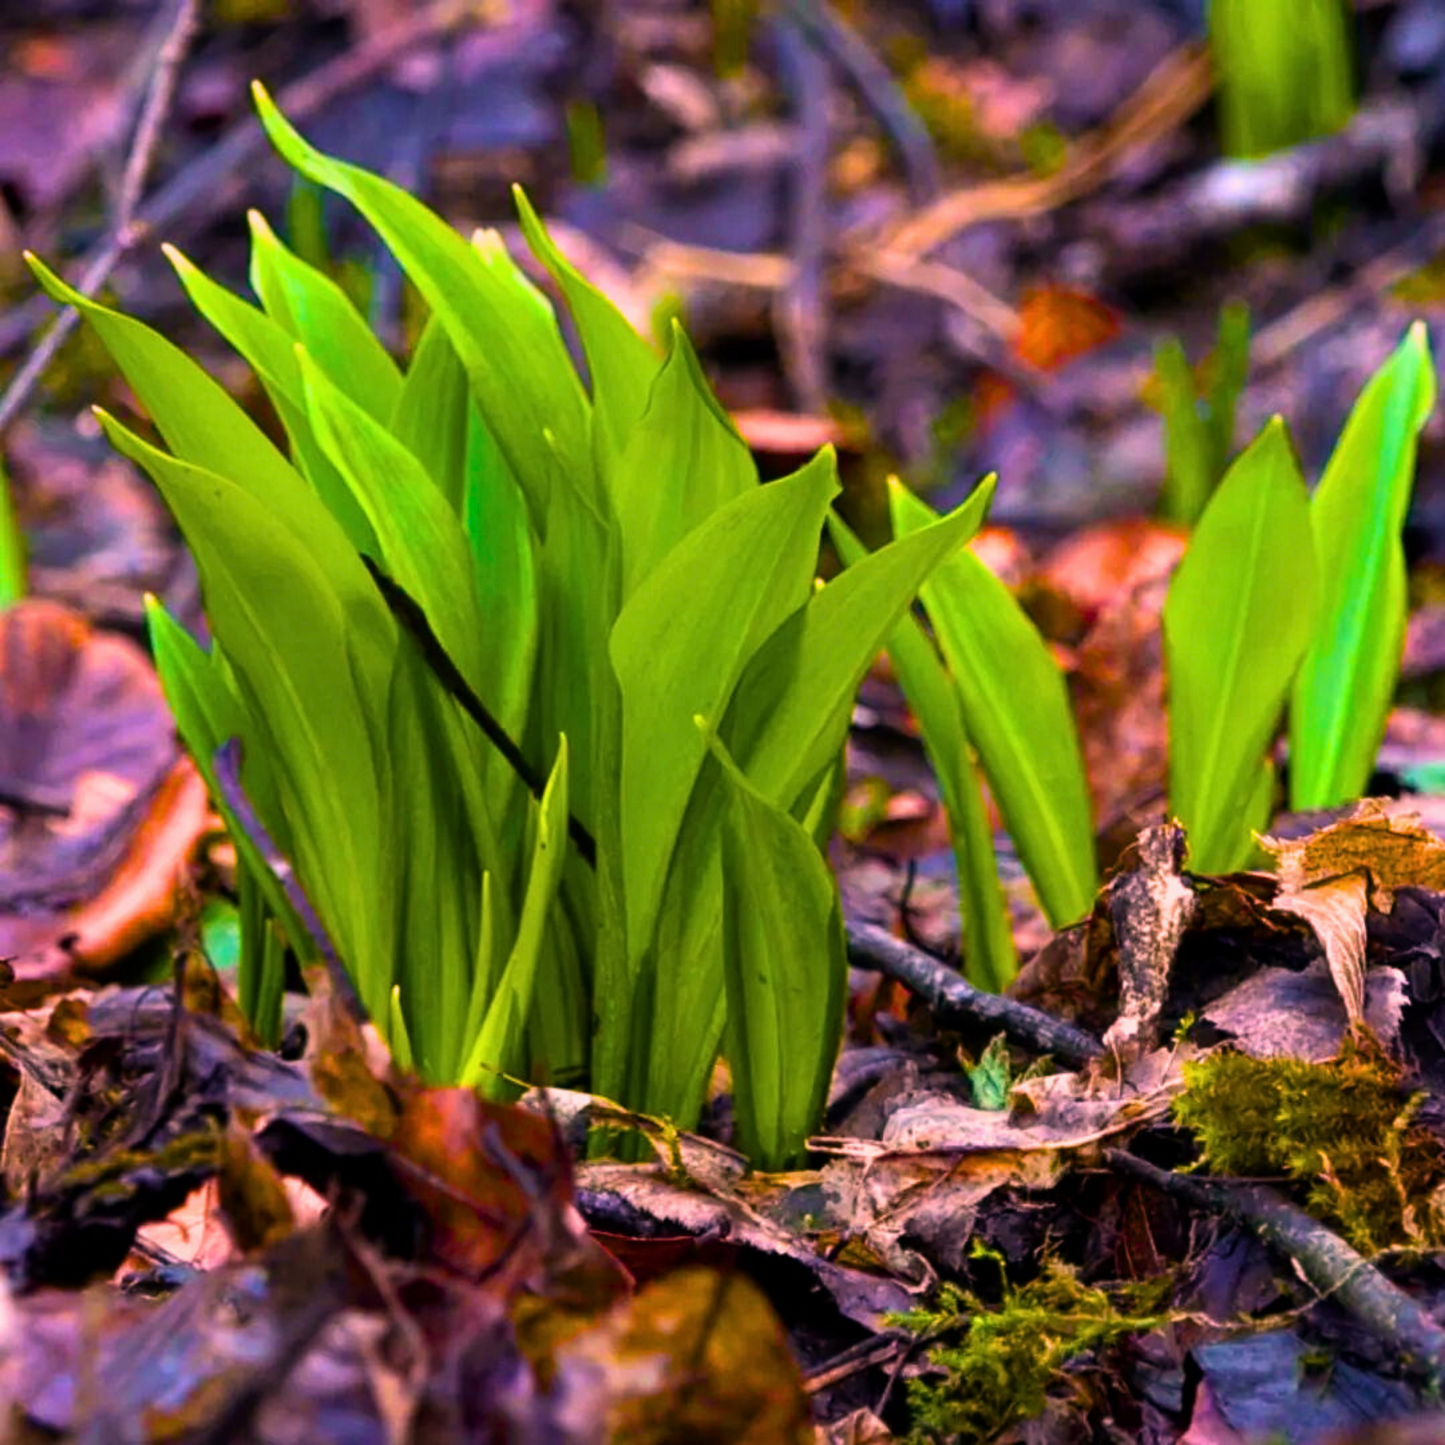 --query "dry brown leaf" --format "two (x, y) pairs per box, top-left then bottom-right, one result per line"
(1269, 871), (1369, 1026)
(1263, 800), (1445, 908)
(1103, 823), (1198, 1057)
